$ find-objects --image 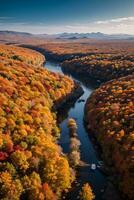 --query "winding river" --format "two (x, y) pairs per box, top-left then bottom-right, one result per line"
(45, 61), (107, 200)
